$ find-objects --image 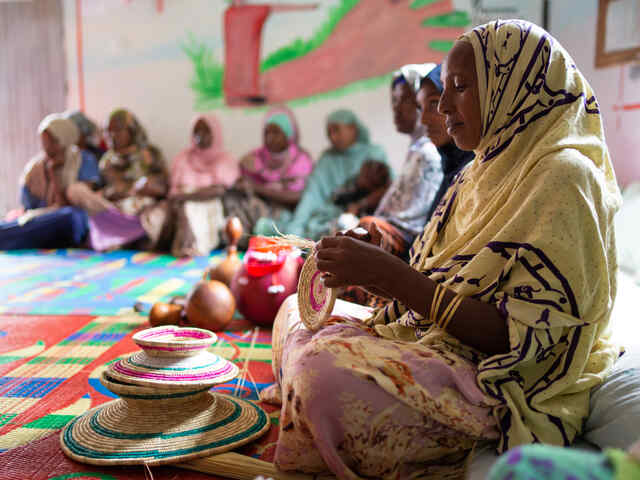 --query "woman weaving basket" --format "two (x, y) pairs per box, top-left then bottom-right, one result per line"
(262, 20), (622, 479)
